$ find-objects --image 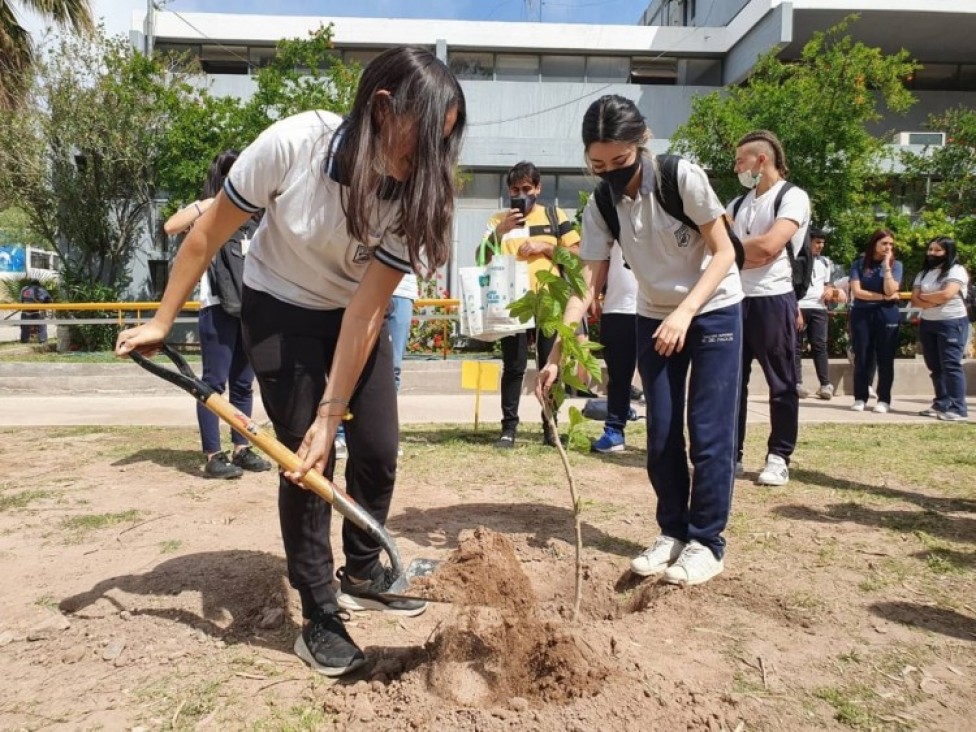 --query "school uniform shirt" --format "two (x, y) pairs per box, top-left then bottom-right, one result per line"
(727, 180), (811, 298)
(797, 256), (833, 311)
(223, 110), (412, 310)
(580, 155), (743, 320)
(850, 257), (903, 310)
(392, 273), (419, 301)
(482, 204), (580, 291)
(602, 245), (638, 315)
(913, 264), (969, 321)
